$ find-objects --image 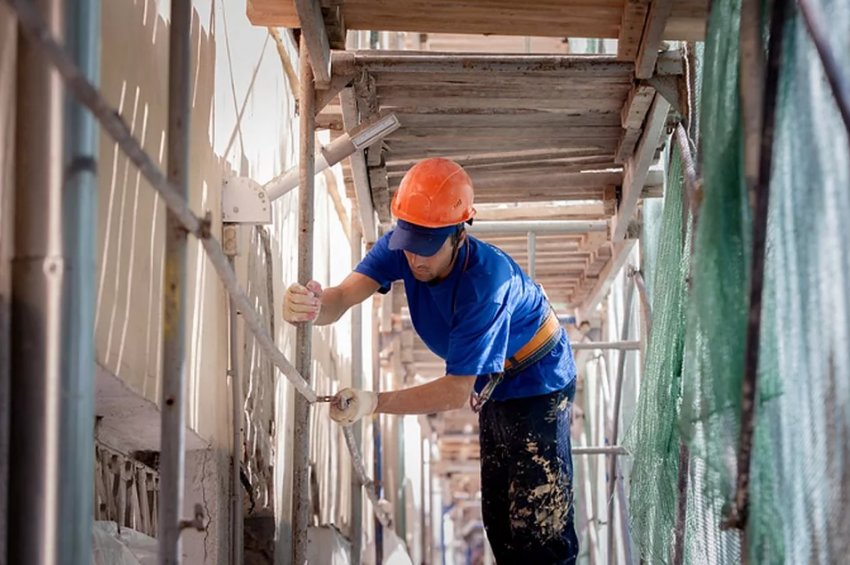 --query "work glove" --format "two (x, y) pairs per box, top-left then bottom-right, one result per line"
(329, 388), (379, 426)
(282, 280), (323, 323)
